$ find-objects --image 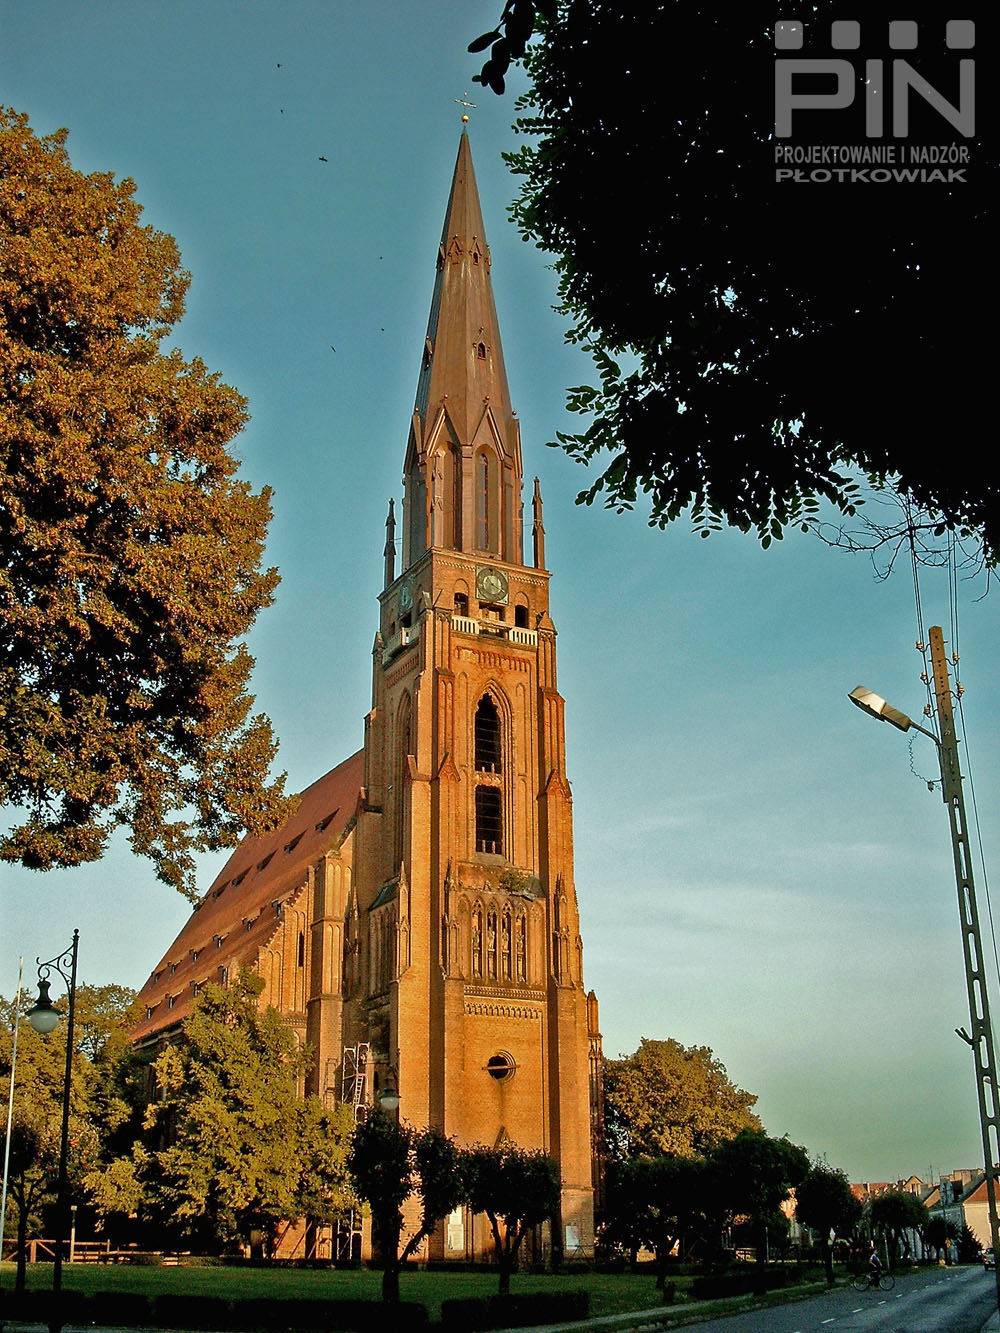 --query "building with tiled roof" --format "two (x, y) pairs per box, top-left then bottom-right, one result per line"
(133, 131), (602, 1261)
